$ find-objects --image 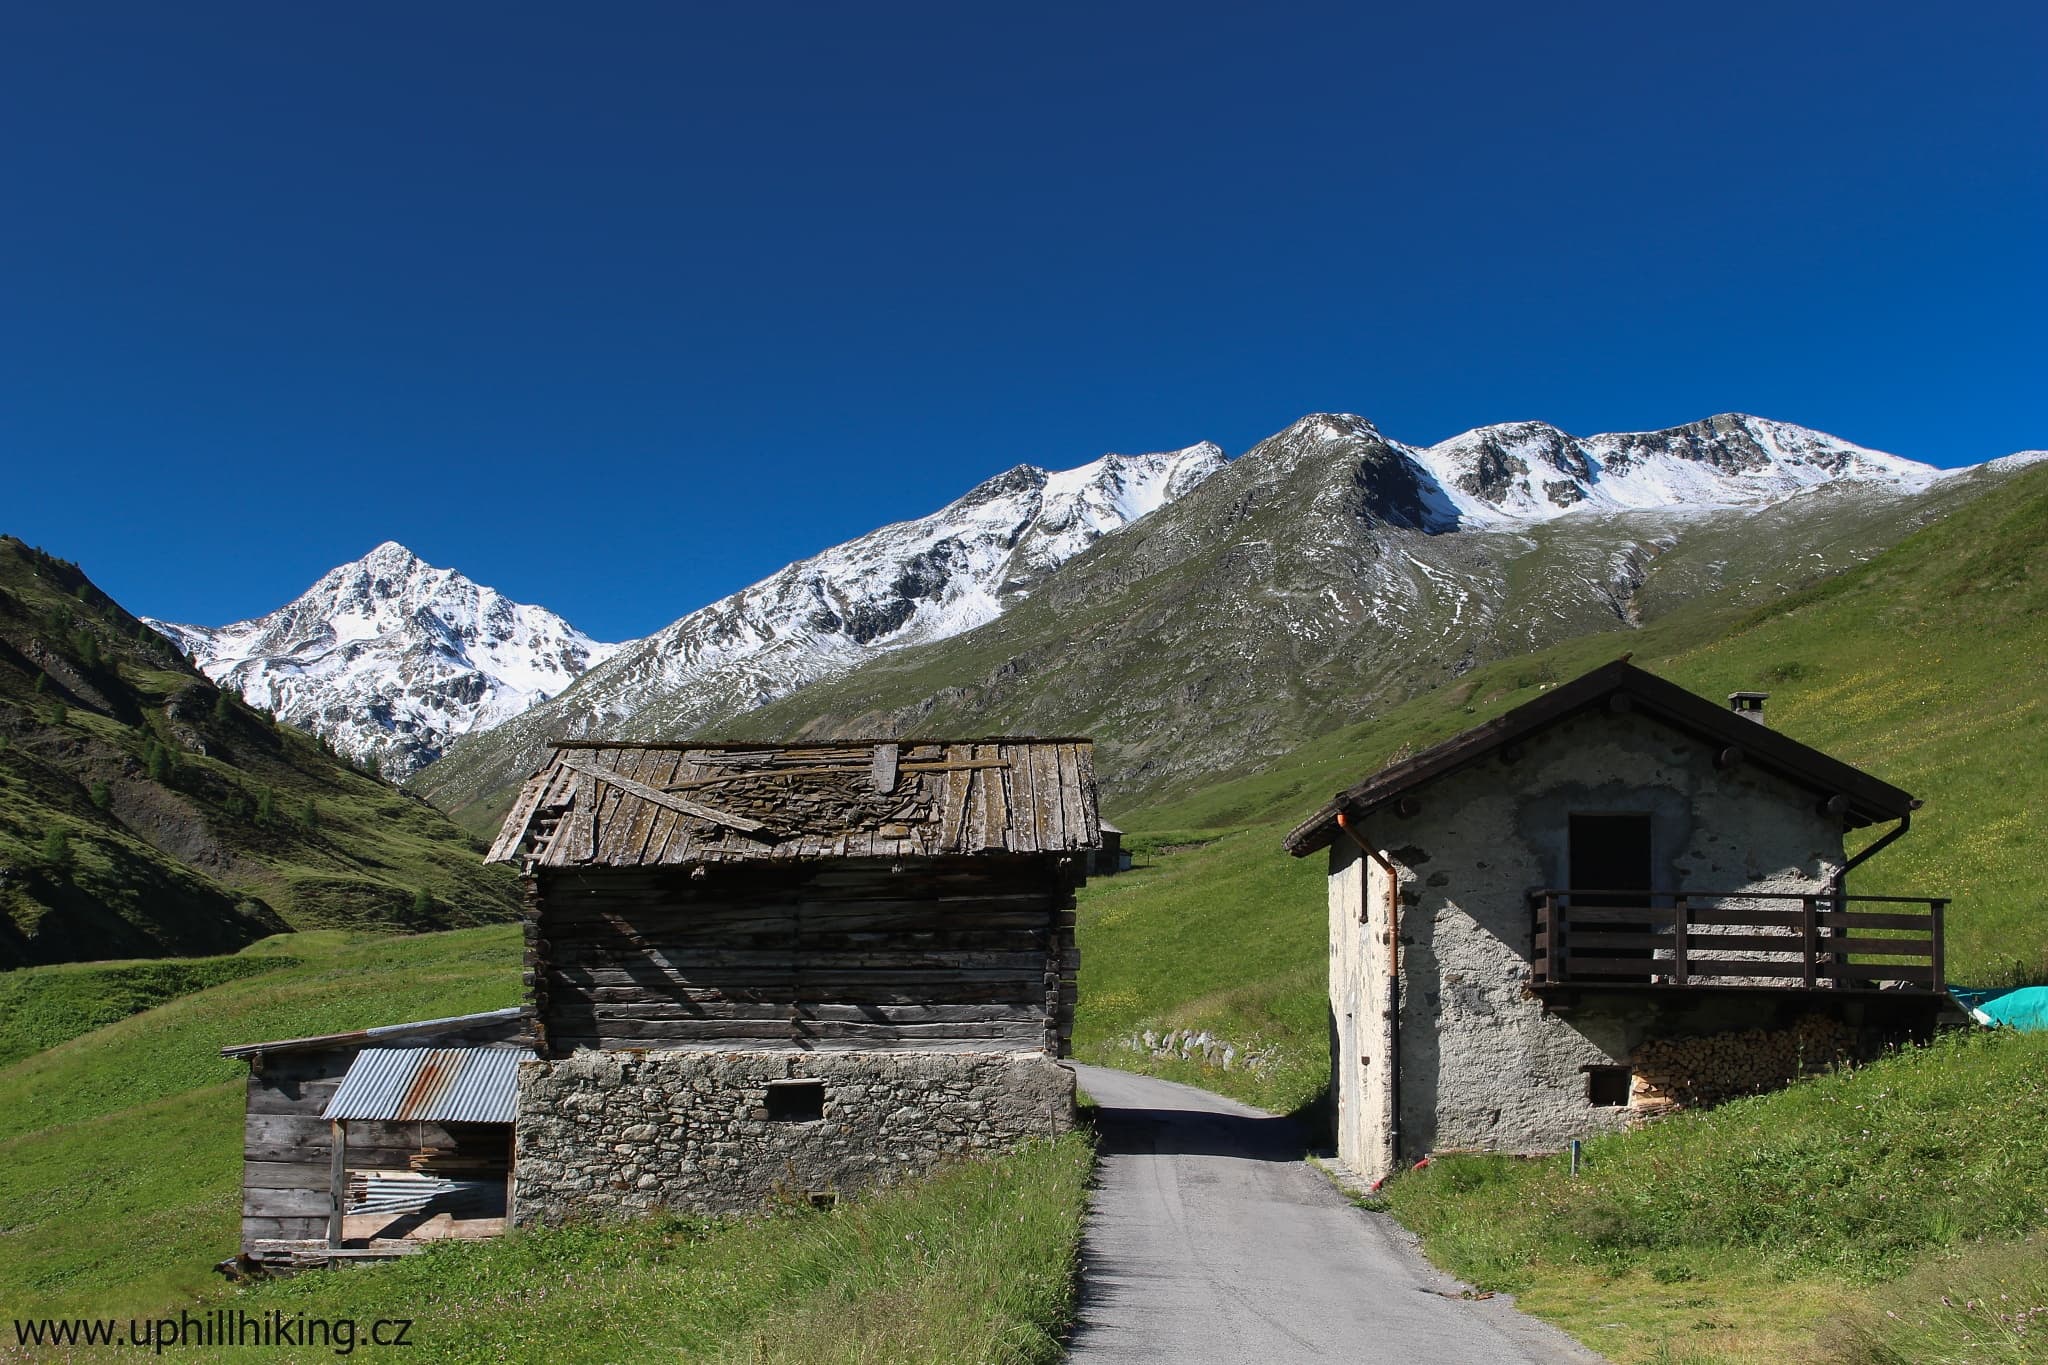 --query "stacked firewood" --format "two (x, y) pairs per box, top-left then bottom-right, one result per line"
(1629, 1014), (1863, 1118)
(407, 1138), (503, 1178)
